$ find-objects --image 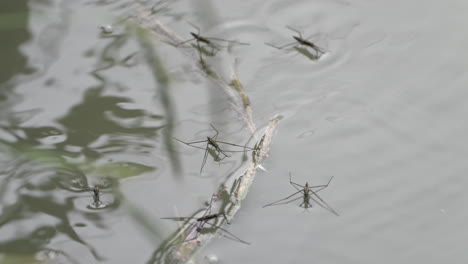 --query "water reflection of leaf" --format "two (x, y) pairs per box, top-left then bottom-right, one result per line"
(2, 141), (153, 180)
(3, 141), (76, 170)
(84, 162), (155, 179)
